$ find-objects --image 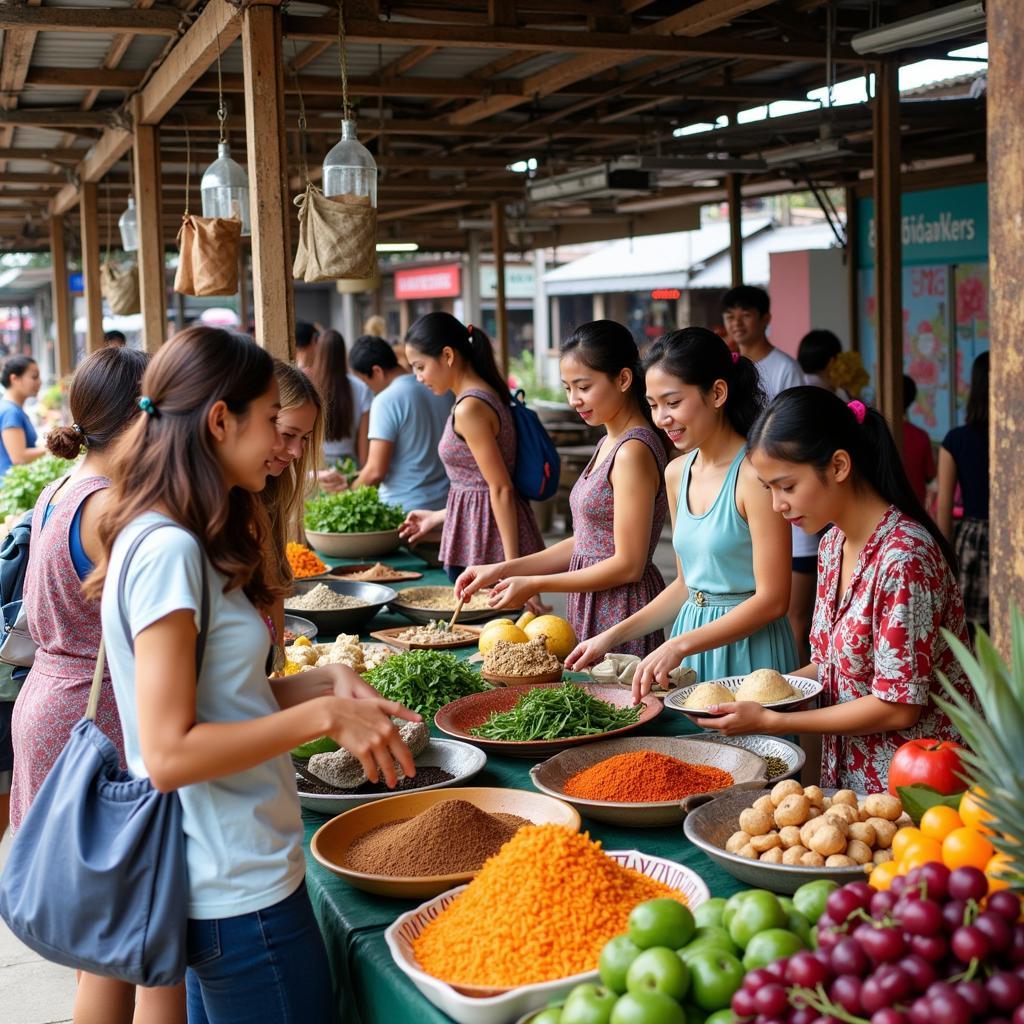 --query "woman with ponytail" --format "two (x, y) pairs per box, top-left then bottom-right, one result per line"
(697, 387), (974, 793)
(565, 328), (796, 694)
(401, 312), (543, 581)
(455, 321), (669, 654)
